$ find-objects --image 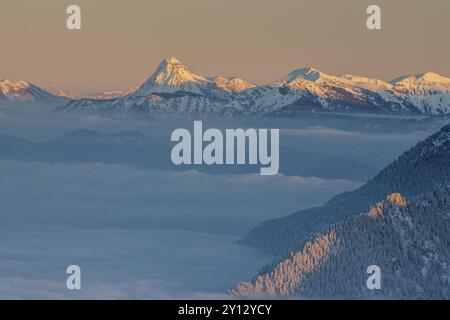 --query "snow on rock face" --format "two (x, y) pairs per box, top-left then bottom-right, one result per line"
(45, 84), (78, 99)
(134, 57), (214, 96)
(84, 86), (139, 100)
(0, 79), (65, 102)
(1, 79), (36, 101)
(263, 67), (414, 115)
(391, 72), (450, 114)
(209, 76), (255, 93)
(275, 67), (327, 84)
(391, 72), (450, 85)
(274, 68), (394, 96)
(340, 74), (394, 92)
